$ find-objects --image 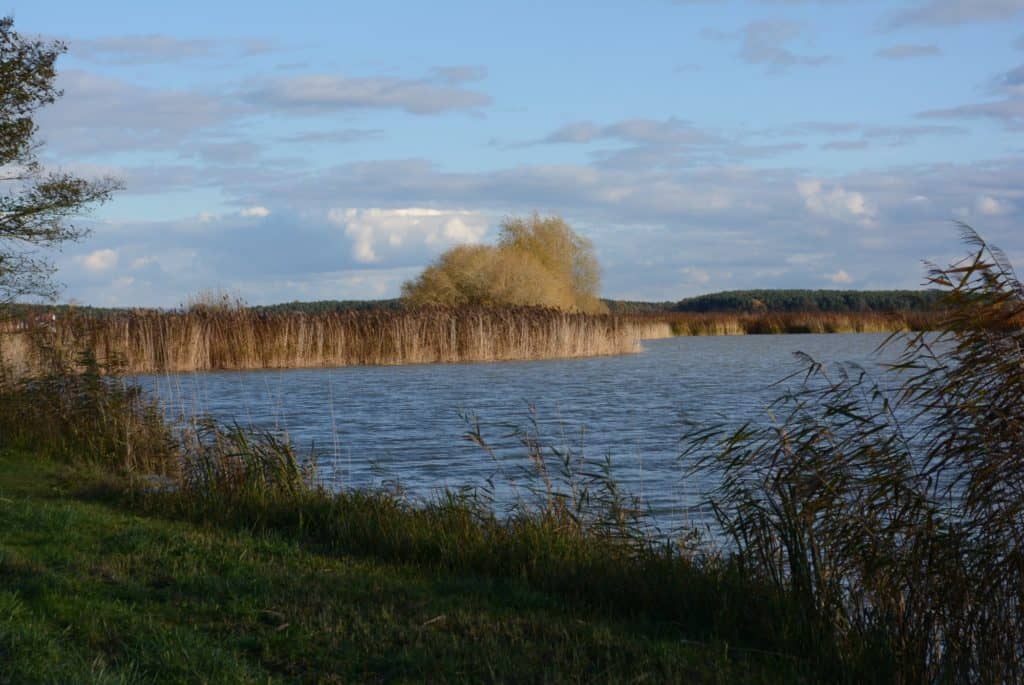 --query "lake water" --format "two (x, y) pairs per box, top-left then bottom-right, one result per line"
(138, 333), (899, 530)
